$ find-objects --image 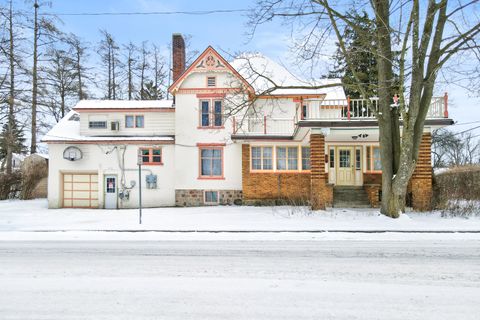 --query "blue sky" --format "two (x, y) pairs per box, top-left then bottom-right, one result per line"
(14, 0), (480, 133)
